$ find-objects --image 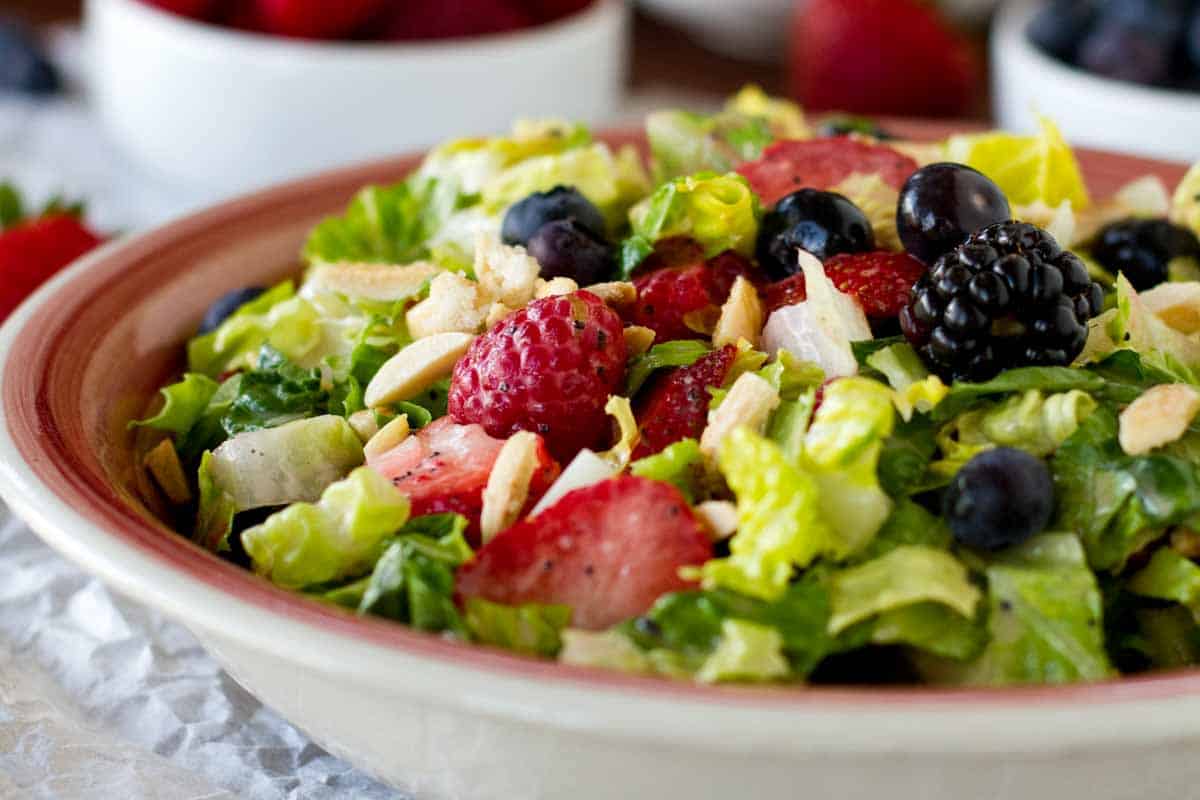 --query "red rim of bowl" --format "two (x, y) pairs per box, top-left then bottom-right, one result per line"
(5, 128), (1200, 711)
